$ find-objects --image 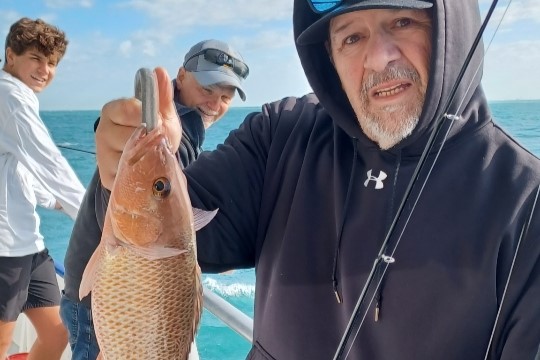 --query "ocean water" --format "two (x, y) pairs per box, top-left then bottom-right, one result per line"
(38, 101), (539, 359)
